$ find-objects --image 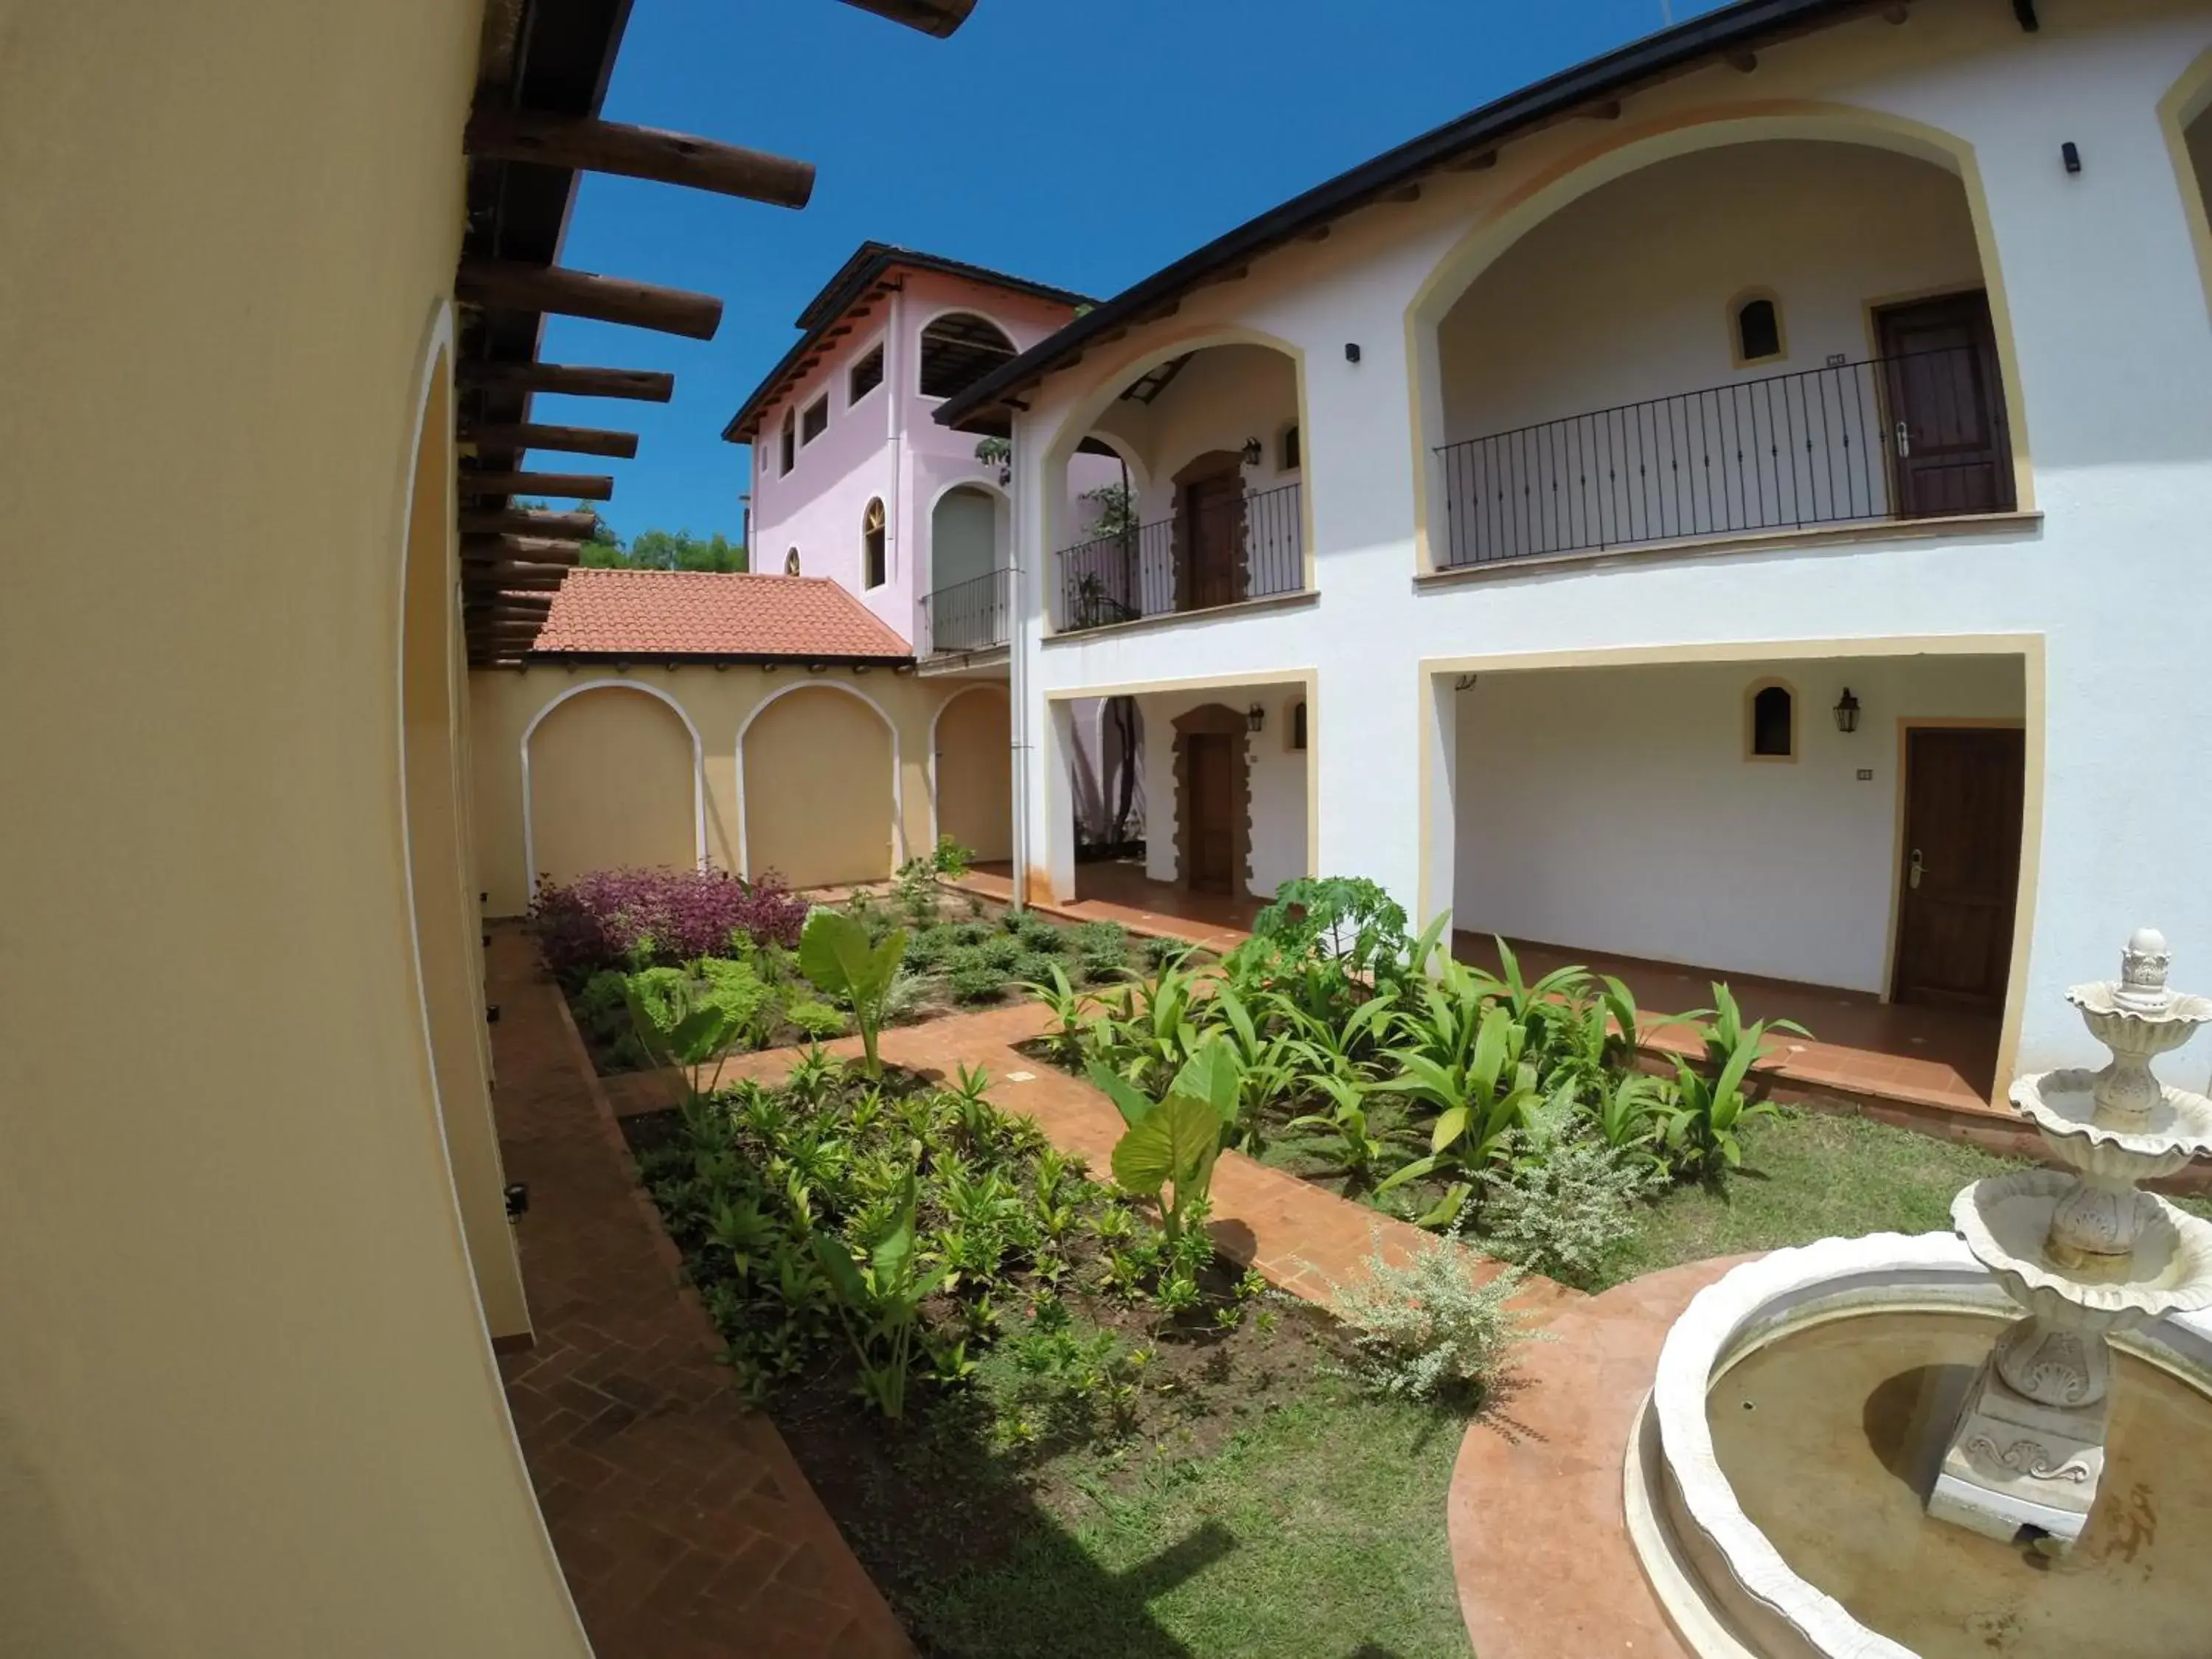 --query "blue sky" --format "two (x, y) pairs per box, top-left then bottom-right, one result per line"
(534, 0), (1724, 545)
